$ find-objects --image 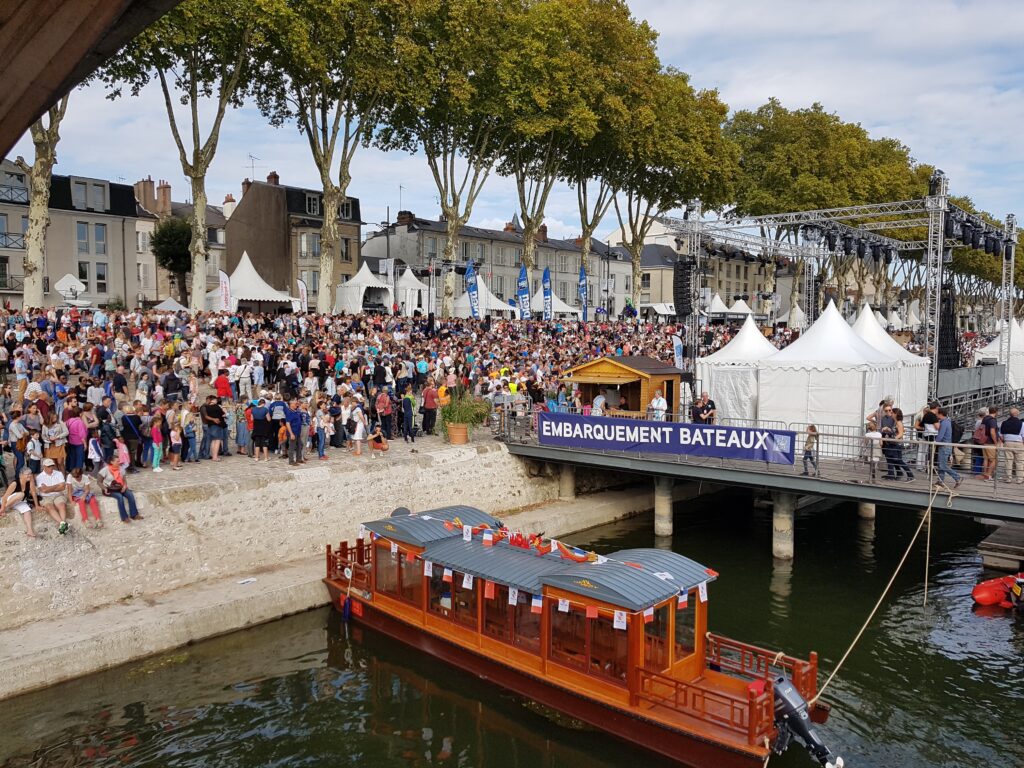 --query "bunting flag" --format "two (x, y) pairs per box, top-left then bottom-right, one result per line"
(698, 580), (708, 603)
(556, 541), (597, 563)
(643, 607), (655, 624)
(358, 525), (368, 540)
(509, 587), (519, 606)
(462, 525), (472, 542)
(517, 264), (531, 320)
(585, 605), (599, 620)
(678, 590), (688, 608)
(405, 550), (417, 563)
(390, 541), (399, 556)
(578, 264), (588, 322)
(483, 530), (494, 547)
(466, 261), (481, 319)
(442, 567), (453, 583)
(484, 580), (496, 600)
(558, 598), (570, 613)
(424, 560), (433, 577)
(542, 266), (553, 321)
(613, 610), (627, 630)
(462, 573), (474, 589)
(531, 594), (543, 614)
